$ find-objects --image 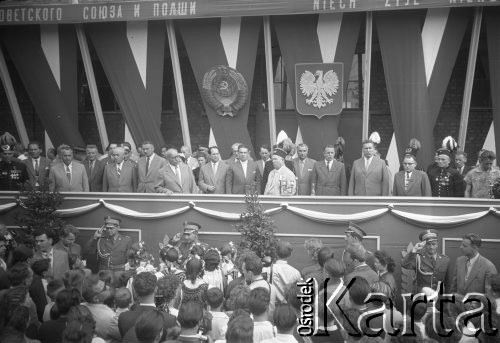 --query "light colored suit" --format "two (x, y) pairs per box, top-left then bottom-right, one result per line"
(32, 248), (70, 280)
(226, 160), (262, 194)
(24, 156), (51, 190)
(137, 153), (167, 193)
(348, 156), (390, 196)
(49, 161), (89, 192)
(103, 161), (138, 192)
(293, 157), (316, 196)
(198, 161), (229, 194)
(83, 158), (105, 192)
(311, 159), (347, 196)
(155, 163), (198, 194)
(392, 170), (431, 196)
(264, 165), (296, 195)
(454, 254), (497, 295)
